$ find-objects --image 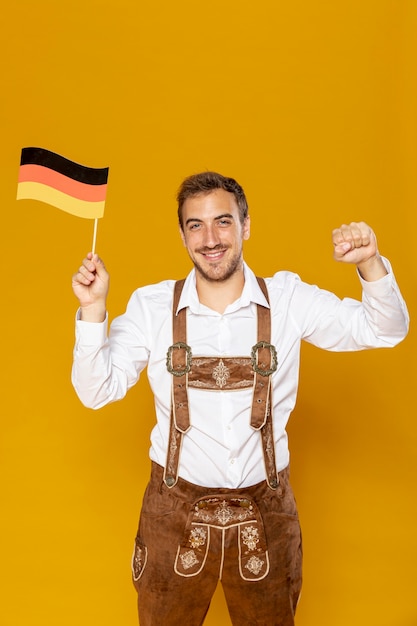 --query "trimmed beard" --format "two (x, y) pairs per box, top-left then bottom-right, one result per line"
(191, 248), (243, 283)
